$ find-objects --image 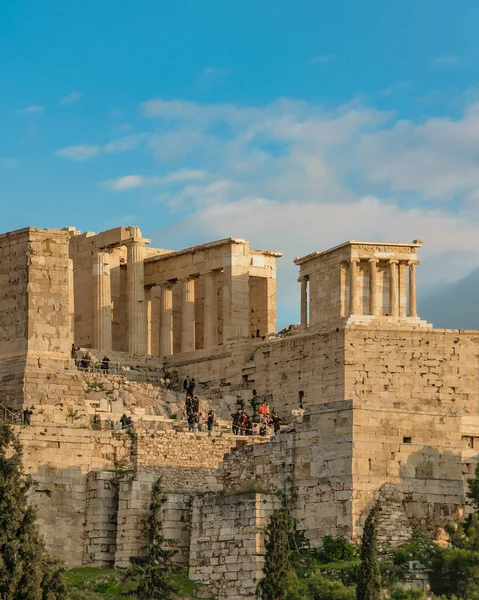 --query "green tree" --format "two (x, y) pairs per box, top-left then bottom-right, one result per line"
(0, 423), (68, 600)
(126, 478), (179, 600)
(257, 506), (294, 600)
(356, 505), (381, 600)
